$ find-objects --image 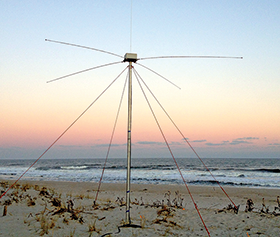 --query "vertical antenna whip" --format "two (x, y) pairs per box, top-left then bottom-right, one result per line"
(130, 0), (133, 52)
